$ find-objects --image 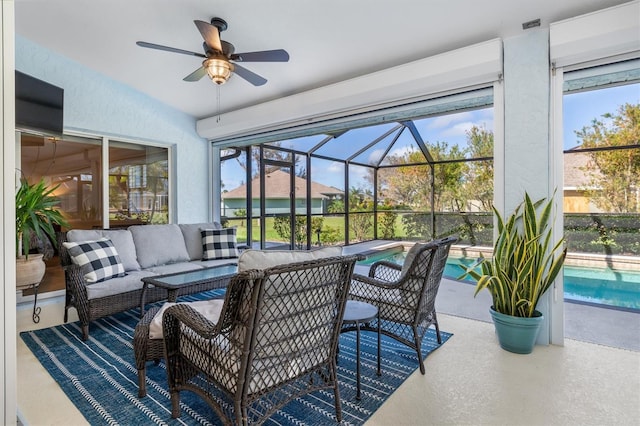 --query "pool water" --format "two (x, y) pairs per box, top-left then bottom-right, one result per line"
(359, 251), (640, 310)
